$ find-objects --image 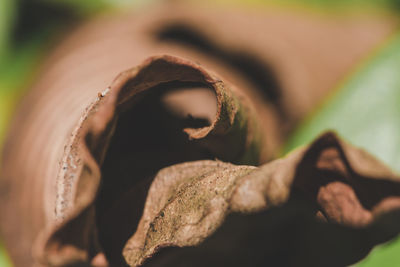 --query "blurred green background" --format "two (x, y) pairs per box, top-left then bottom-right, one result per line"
(1, 0), (400, 266)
